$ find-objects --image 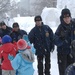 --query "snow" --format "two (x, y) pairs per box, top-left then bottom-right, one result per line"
(13, 17), (35, 34)
(57, 0), (75, 18)
(41, 7), (61, 27)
